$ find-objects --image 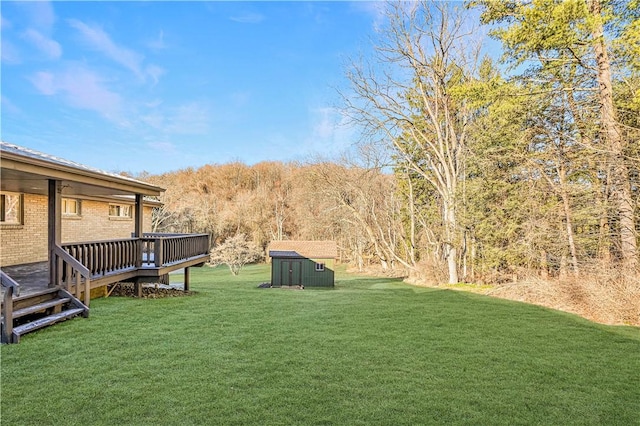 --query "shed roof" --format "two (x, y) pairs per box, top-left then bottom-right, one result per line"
(268, 240), (337, 259)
